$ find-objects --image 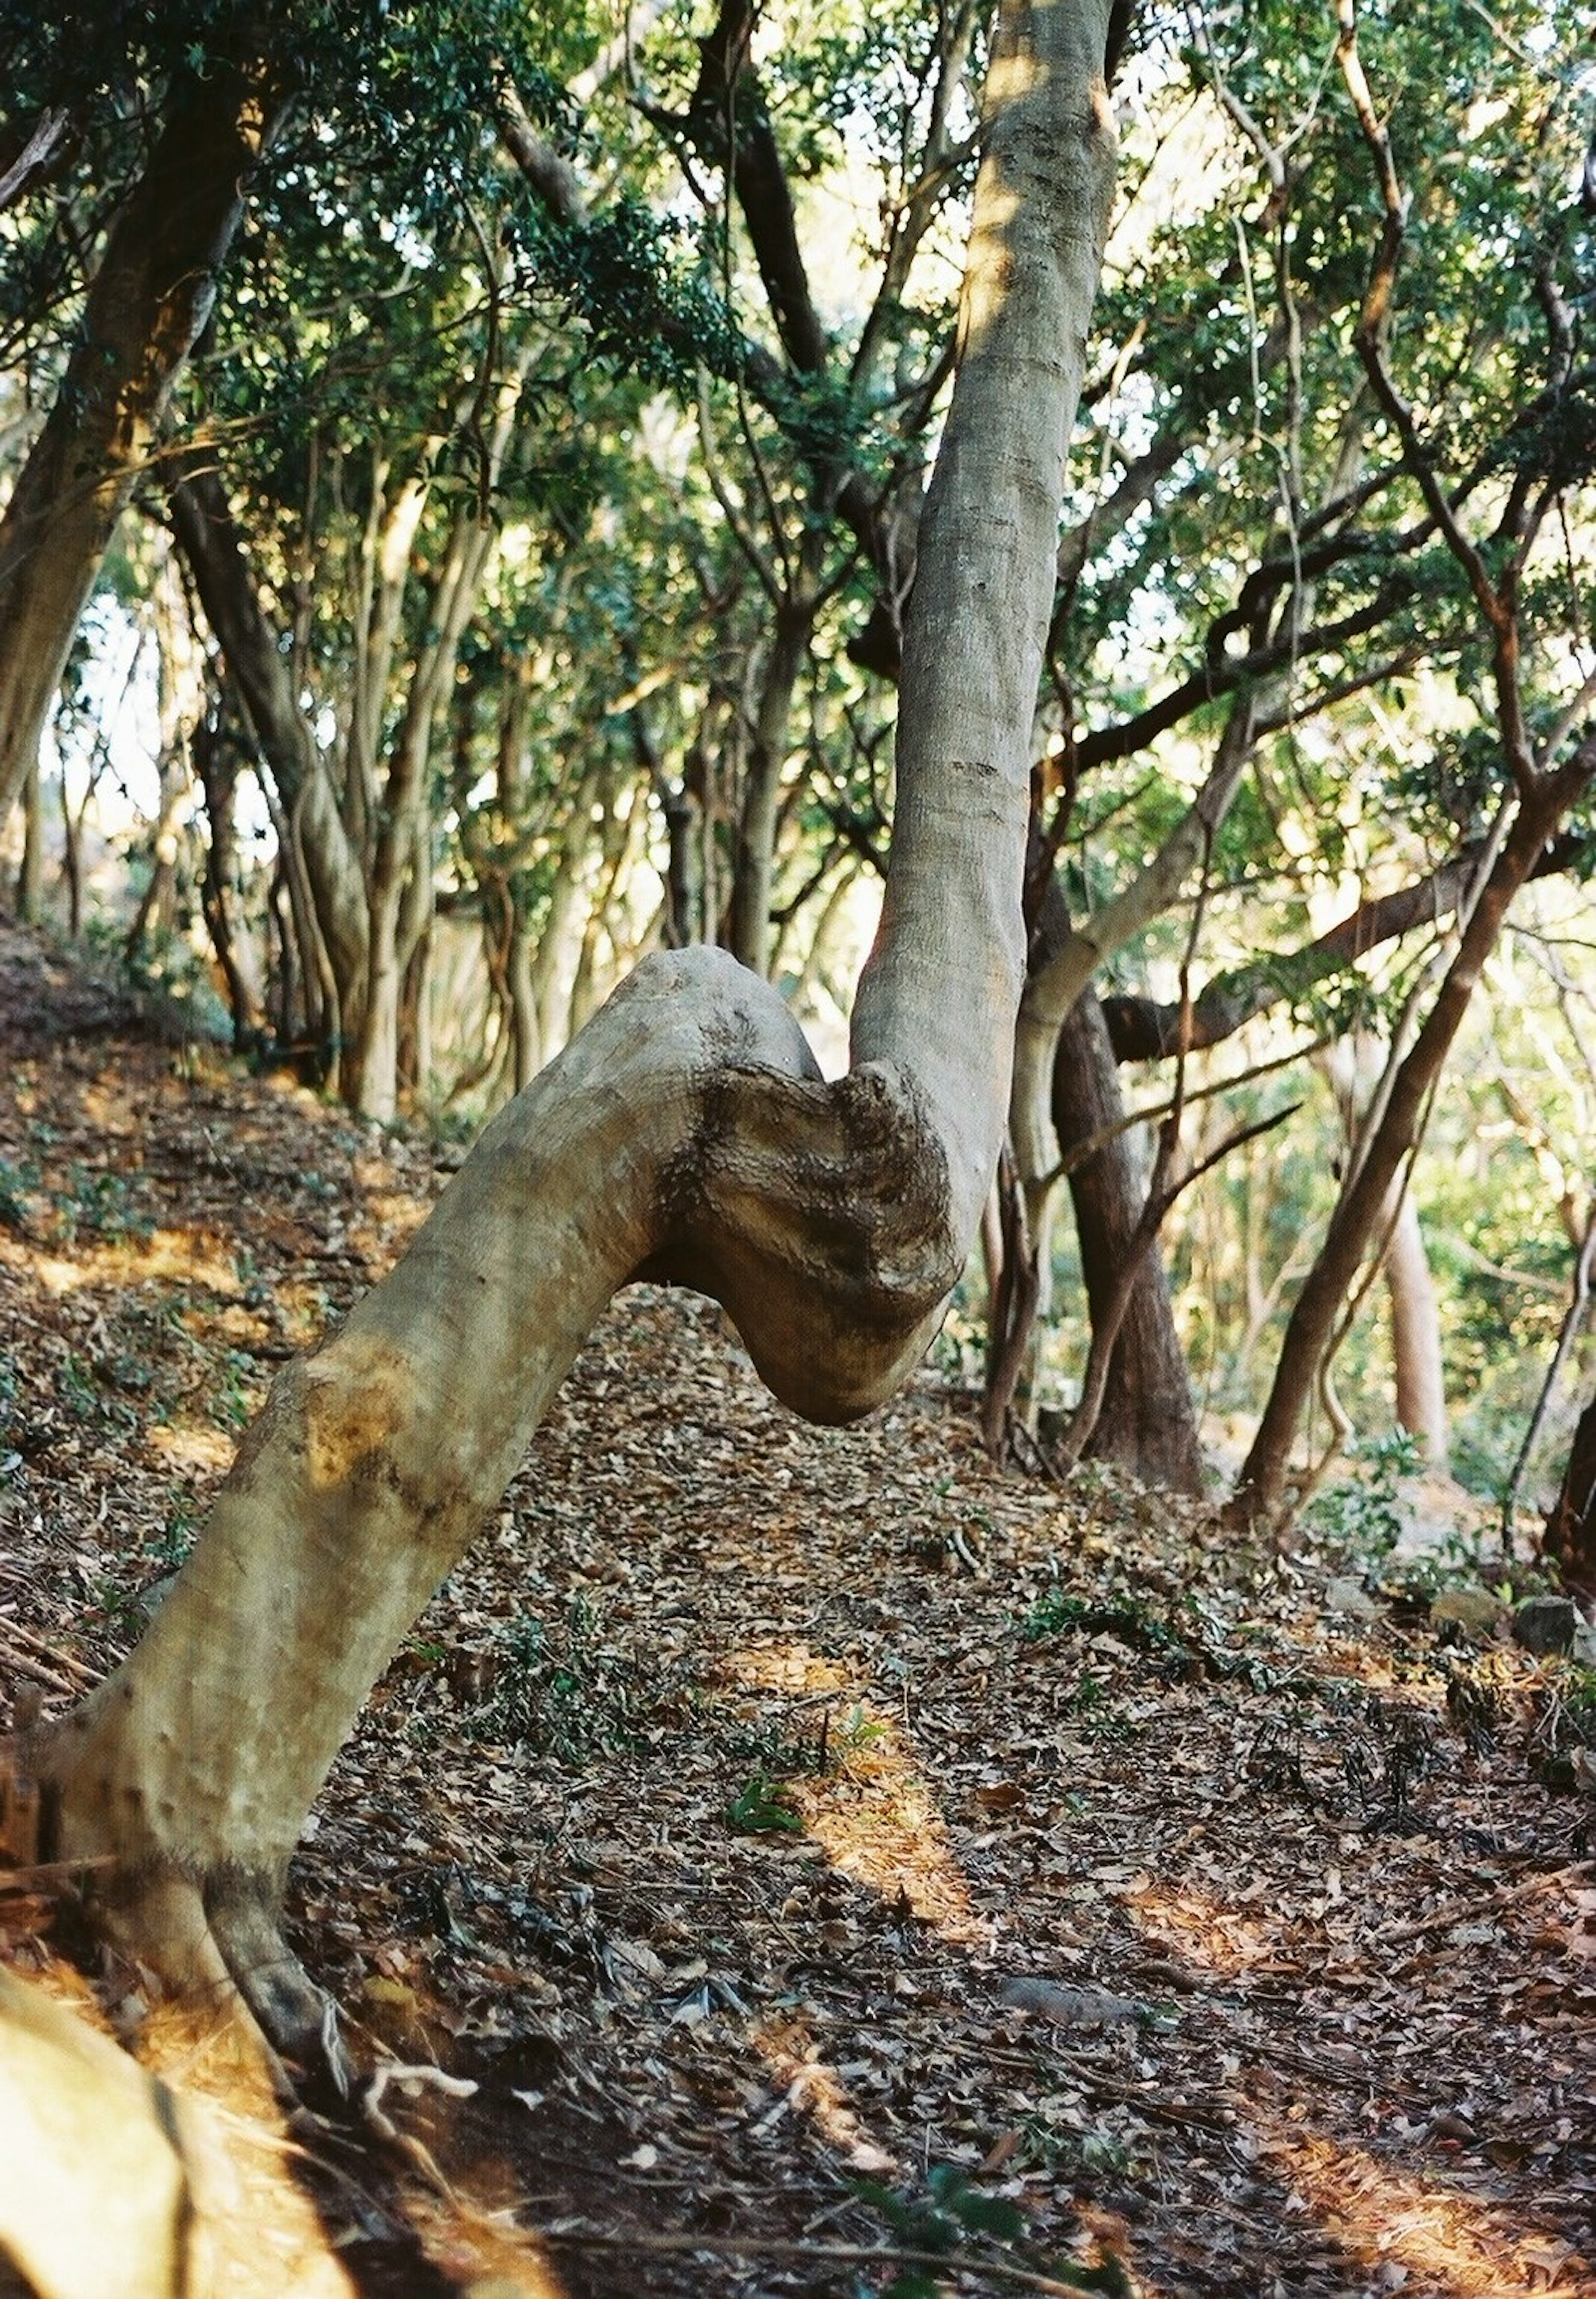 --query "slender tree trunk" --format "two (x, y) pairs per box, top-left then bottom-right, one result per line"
(1054, 986), (1204, 1491)
(729, 602), (813, 977)
(195, 695), (266, 1049)
(33, 0), (1118, 2068)
(1321, 1035), (1449, 1469)
(57, 769), (81, 939)
(1386, 1189), (1448, 1468)
(1235, 758), (1596, 1523)
(1543, 1391), (1596, 1598)
(170, 462), (370, 1069)
(15, 757), (44, 922)
(0, 54), (287, 816)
